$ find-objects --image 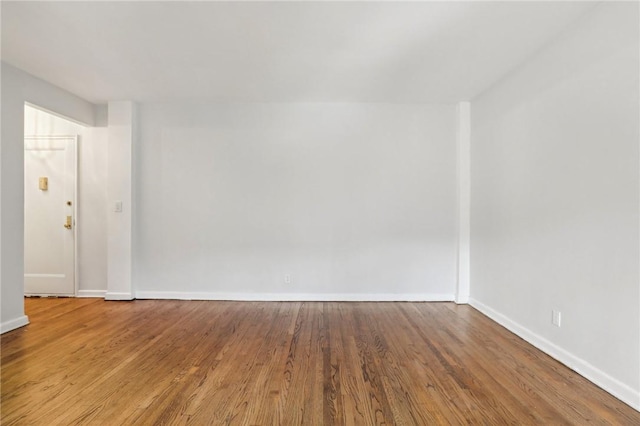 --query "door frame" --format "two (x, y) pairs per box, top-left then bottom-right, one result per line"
(24, 135), (79, 297)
